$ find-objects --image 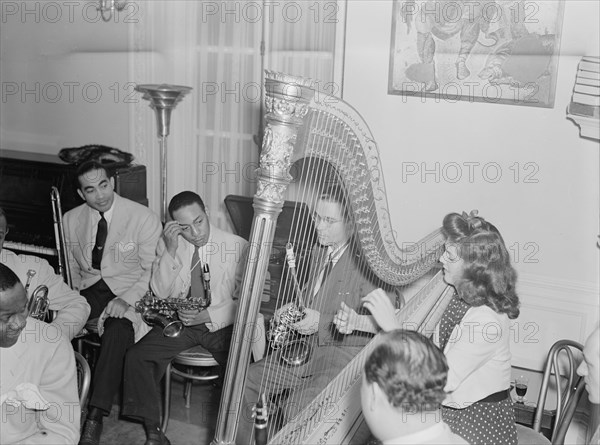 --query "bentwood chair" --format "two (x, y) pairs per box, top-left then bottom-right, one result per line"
(160, 313), (267, 433)
(76, 318), (101, 371)
(161, 344), (220, 432)
(74, 351), (92, 425)
(517, 339), (586, 445)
